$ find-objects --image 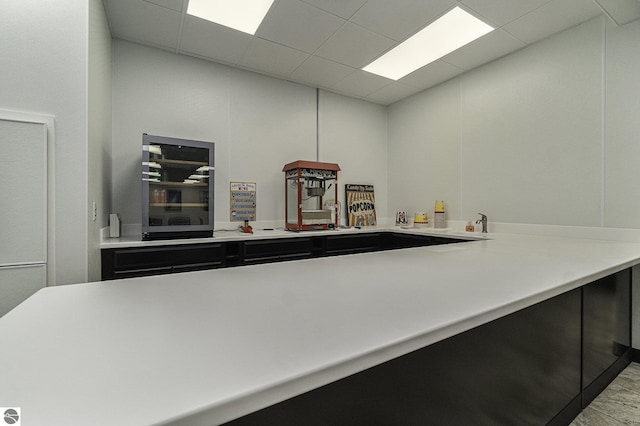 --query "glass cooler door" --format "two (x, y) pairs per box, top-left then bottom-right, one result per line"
(142, 134), (214, 240)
